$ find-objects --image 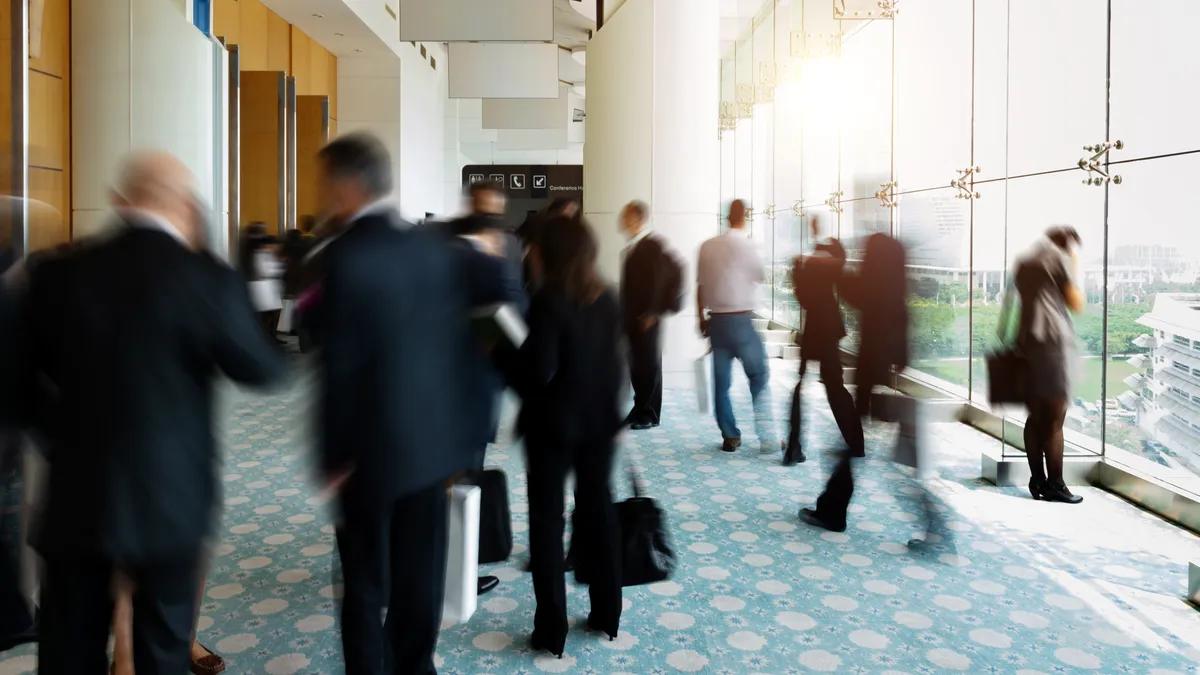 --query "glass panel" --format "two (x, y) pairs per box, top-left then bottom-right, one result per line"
(970, 180), (1009, 403)
(973, 0), (1008, 181)
(799, 57), (840, 222)
(1105, 154), (1200, 496)
(1007, 0), (1107, 175)
(893, 0), (972, 192)
(1110, 0), (1200, 159)
(838, 20), (893, 204)
(898, 188), (972, 394)
(1004, 170), (1106, 457)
